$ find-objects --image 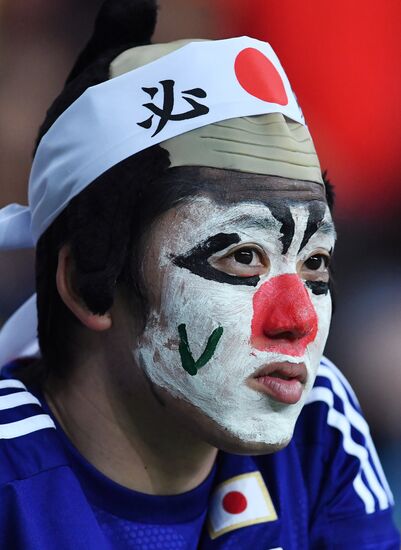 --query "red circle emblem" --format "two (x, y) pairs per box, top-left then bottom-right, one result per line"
(222, 491), (248, 514)
(234, 48), (288, 106)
